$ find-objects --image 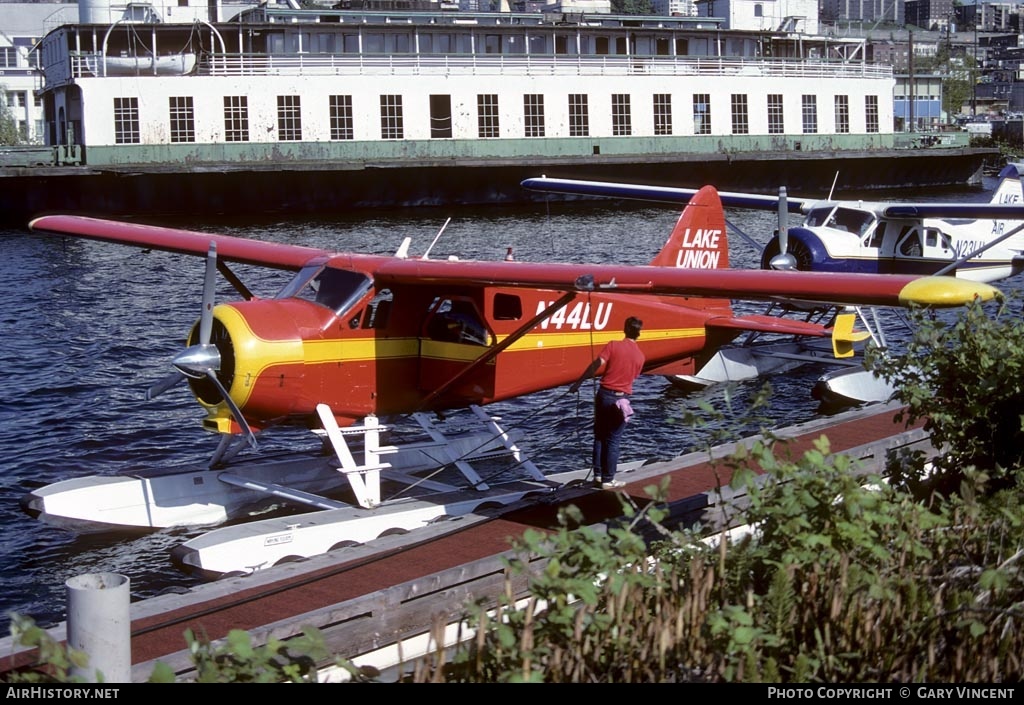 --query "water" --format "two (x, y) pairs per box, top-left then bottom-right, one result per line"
(0, 177), (1017, 638)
